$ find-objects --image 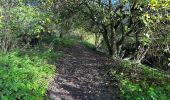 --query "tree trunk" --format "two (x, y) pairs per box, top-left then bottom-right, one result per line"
(101, 25), (113, 56)
(135, 32), (140, 51)
(109, 0), (116, 56)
